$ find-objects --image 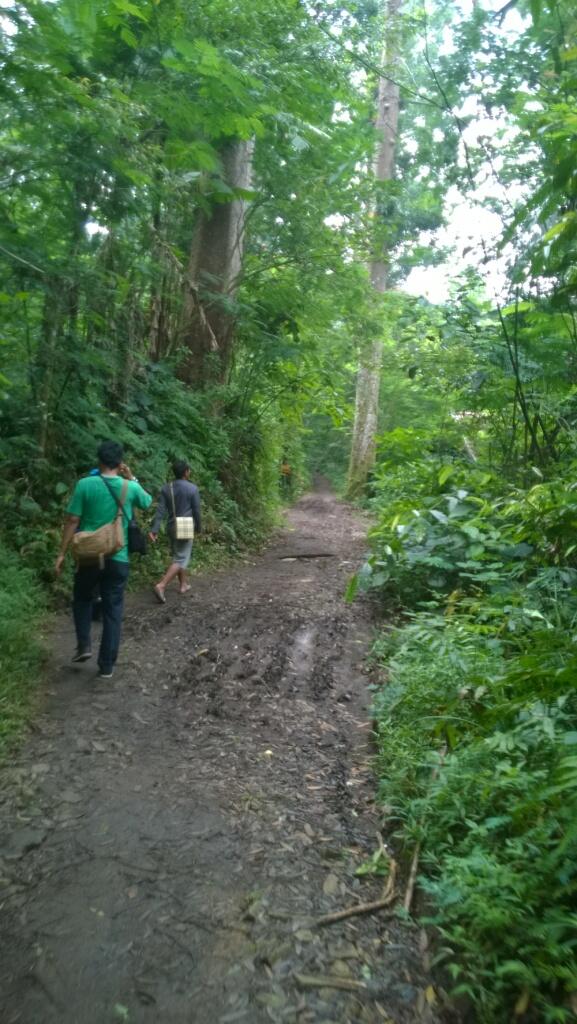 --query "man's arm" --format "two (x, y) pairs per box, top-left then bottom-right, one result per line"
(191, 487), (202, 535)
(55, 515), (80, 575)
(131, 481), (153, 512)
